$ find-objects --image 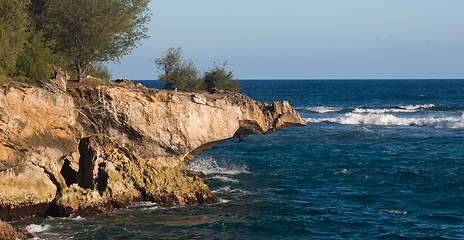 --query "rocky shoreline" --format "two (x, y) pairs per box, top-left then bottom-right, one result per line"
(0, 79), (305, 238)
